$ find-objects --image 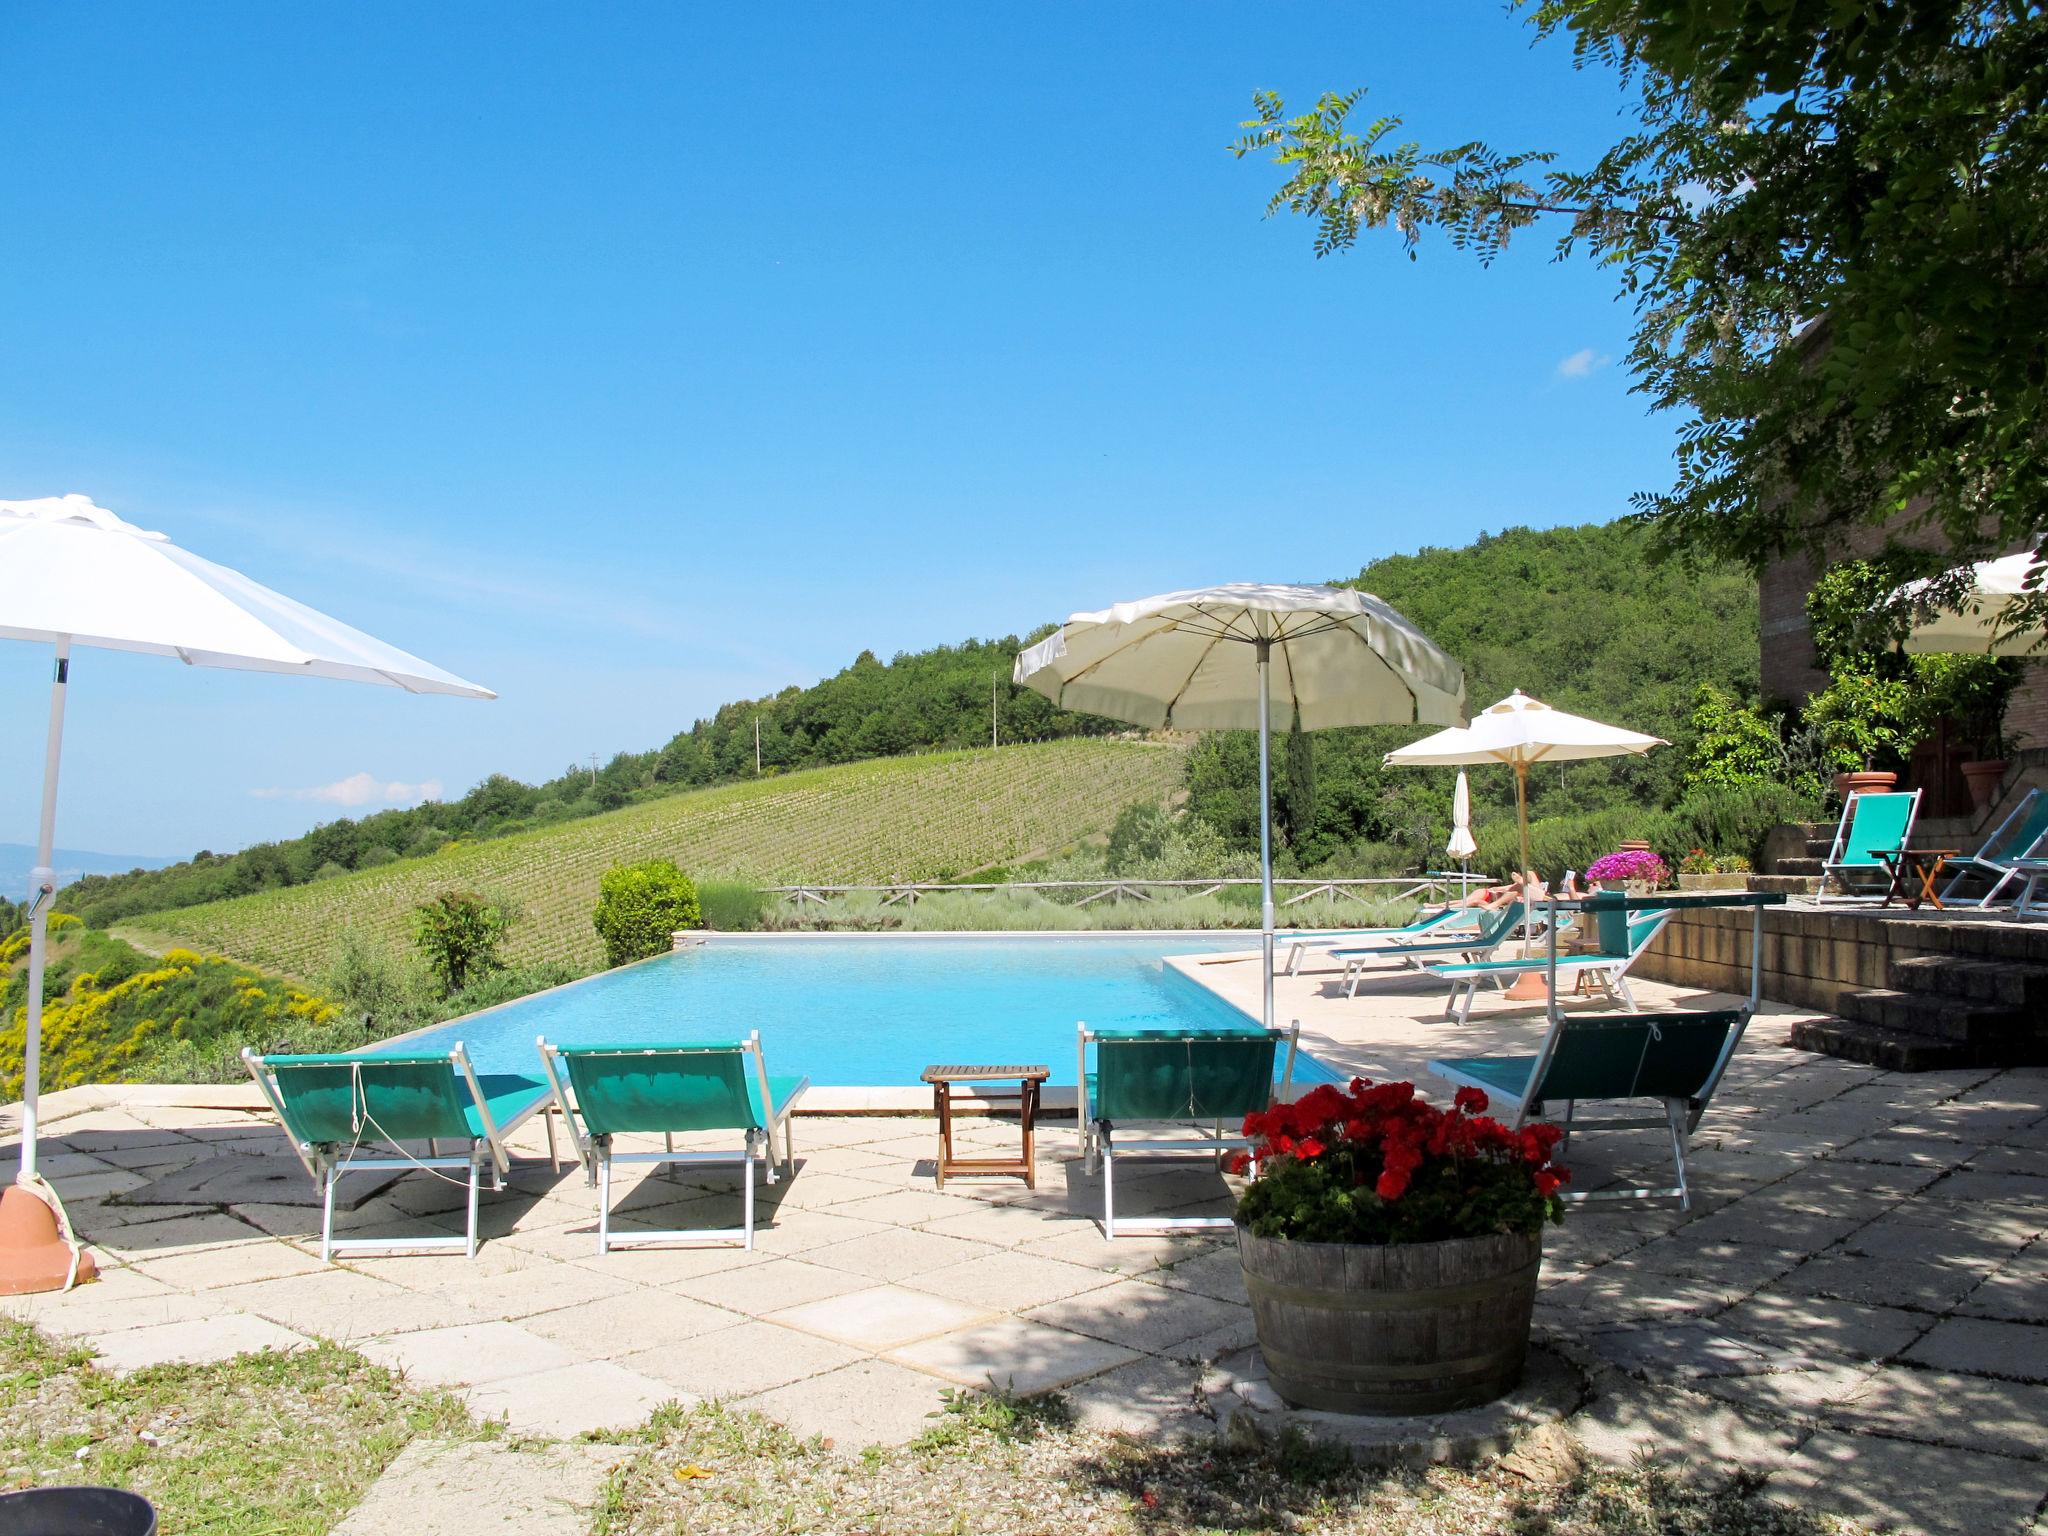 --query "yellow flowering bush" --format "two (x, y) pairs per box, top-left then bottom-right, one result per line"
(1, 947), (341, 1096)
